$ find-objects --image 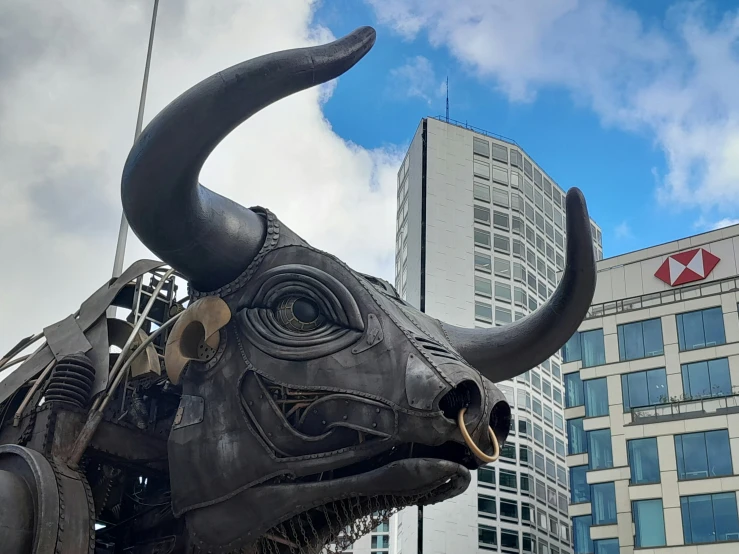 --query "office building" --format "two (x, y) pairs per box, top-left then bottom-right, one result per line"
(563, 224), (739, 553)
(386, 116), (602, 554)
